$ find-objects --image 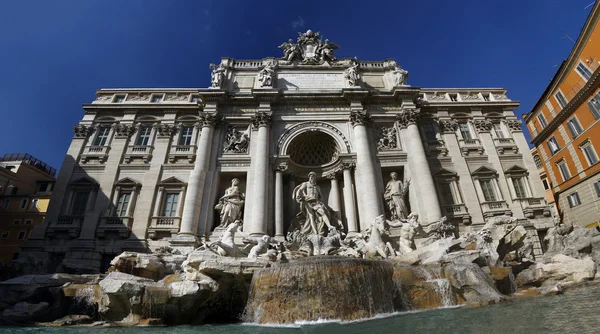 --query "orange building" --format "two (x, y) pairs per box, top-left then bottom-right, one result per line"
(0, 153), (56, 263)
(524, 3), (600, 228)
